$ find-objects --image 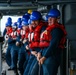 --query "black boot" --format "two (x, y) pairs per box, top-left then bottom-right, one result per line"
(8, 67), (13, 70)
(14, 69), (19, 75)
